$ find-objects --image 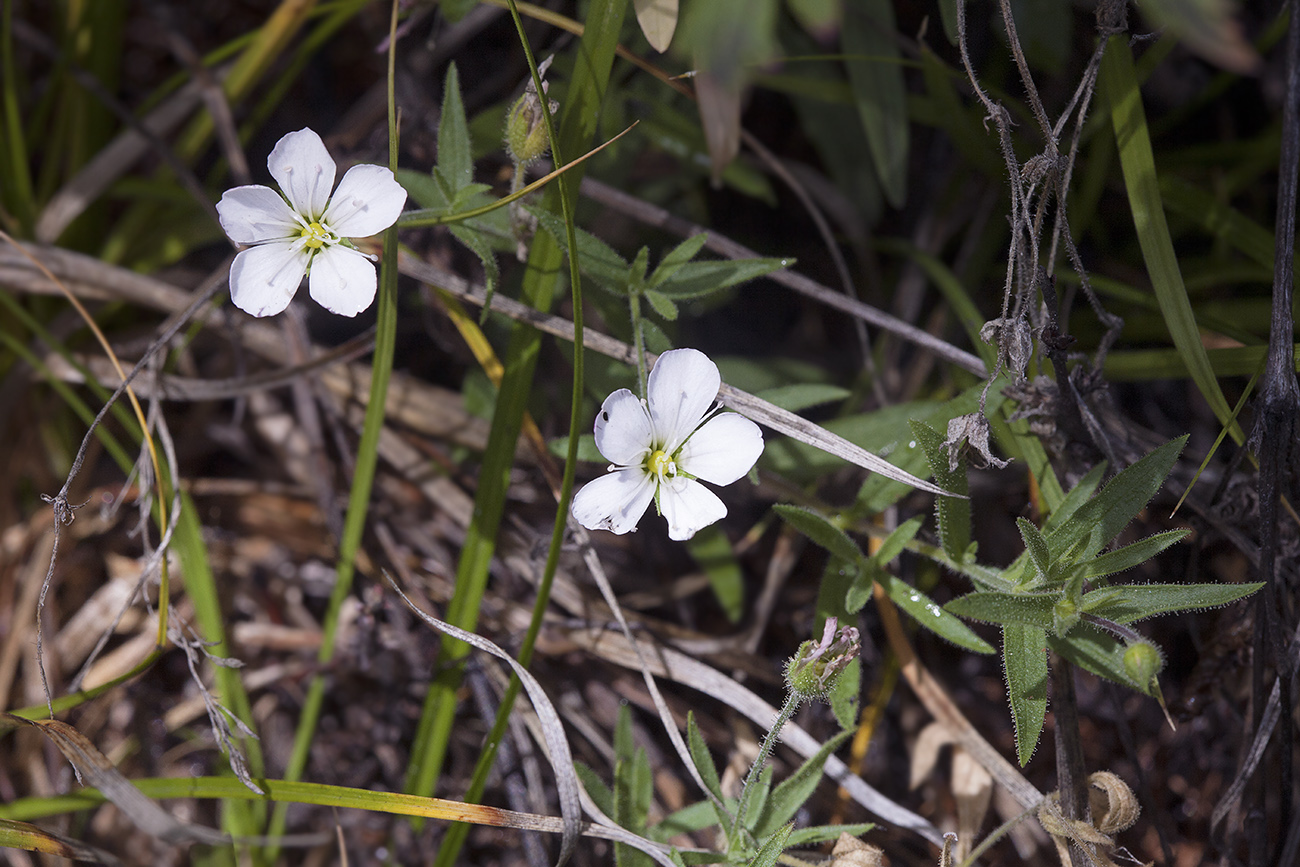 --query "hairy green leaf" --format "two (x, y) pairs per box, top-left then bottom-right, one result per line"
(752, 730), (852, 838)
(945, 591), (1057, 629)
(1003, 623), (1048, 766)
(773, 504), (863, 563)
(1082, 529), (1189, 581)
(1082, 581), (1262, 624)
(437, 63), (473, 192)
(882, 574), (994, 653)
(909, 420), (970, 561)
